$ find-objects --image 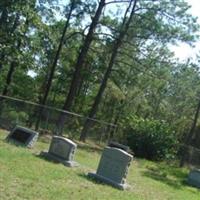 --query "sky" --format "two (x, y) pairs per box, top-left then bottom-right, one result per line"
(171, 0), (200, 62)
